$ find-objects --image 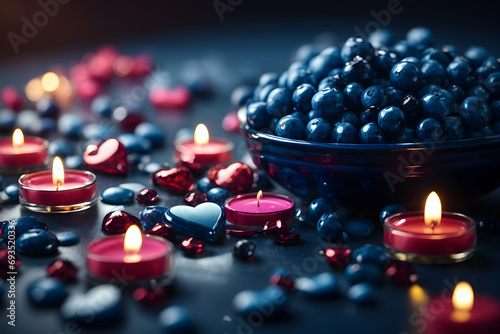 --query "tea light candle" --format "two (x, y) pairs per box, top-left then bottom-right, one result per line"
(18, 157), (97, 213)
(422, 282), (500, 334)
(0, 129), (48, 172)
(86, 225), (174, 282)
(384, 192), (476, 264)
(225, 191), (295, 231)
(174, 124), (233, 166)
